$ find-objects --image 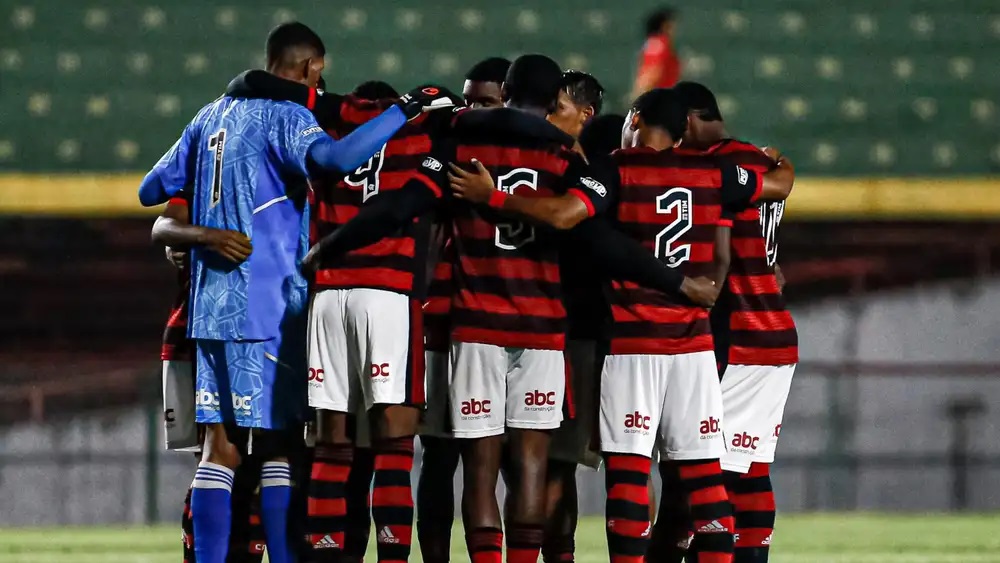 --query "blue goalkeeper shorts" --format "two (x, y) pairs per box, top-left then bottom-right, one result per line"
(194, 335), (307, 430)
